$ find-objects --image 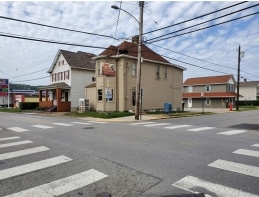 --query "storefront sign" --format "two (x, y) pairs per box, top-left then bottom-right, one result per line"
(0, 79), (8, 96)
(102, 63), (116, 76)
